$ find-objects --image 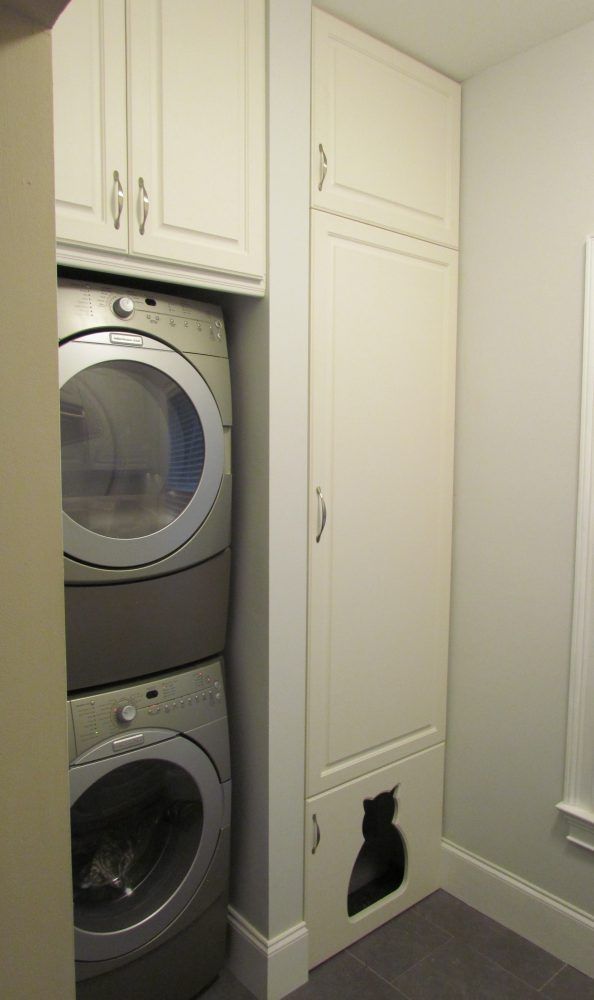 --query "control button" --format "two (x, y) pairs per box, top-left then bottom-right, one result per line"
(164, 703), (170, 713)
(112, 295), (134, 319)
(216, 693), (222, 702)
(115, 704), (137, 724)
